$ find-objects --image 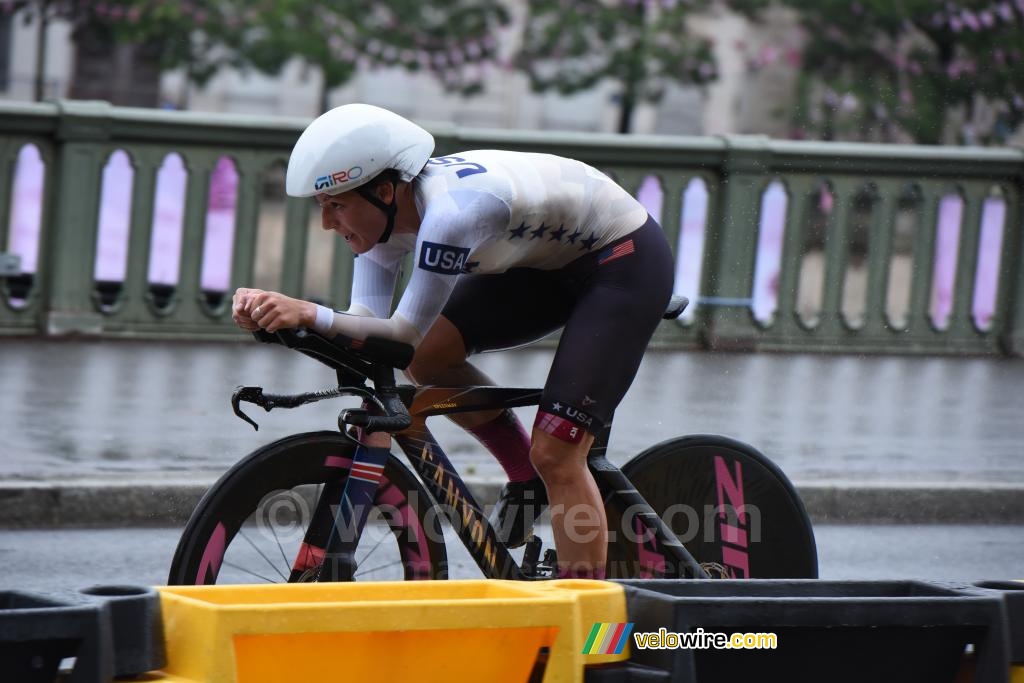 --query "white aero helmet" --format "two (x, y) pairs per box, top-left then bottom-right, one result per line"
(286, 103), (435, 243)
